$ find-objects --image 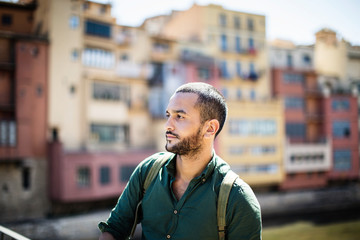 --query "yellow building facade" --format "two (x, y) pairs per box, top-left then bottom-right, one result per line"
(218, 100), (285, 187)
(34, 0), (153, 152)
(161, 4), (285, 187)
